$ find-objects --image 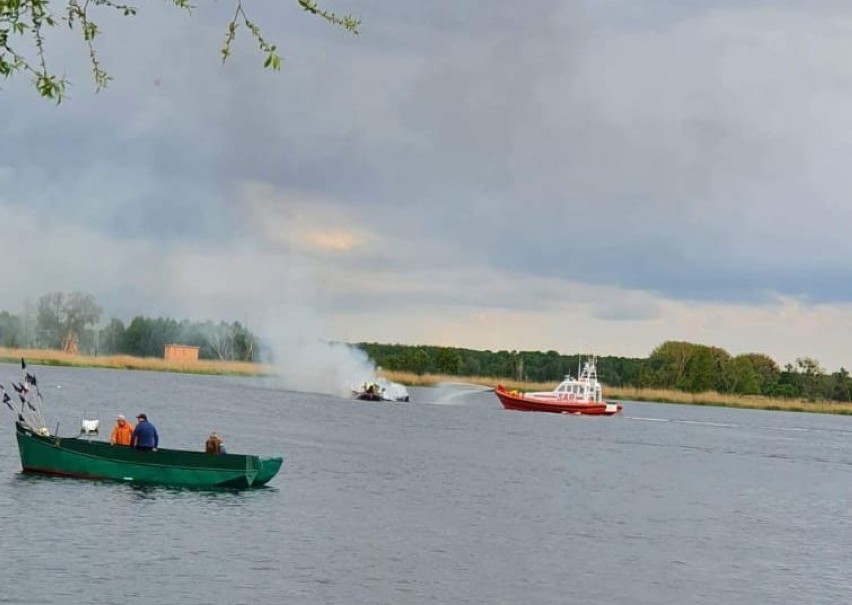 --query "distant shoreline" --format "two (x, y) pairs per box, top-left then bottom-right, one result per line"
(3, 348), (848, 415)
(0, 348), (270, 377)
(380, 370), (852, 416)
